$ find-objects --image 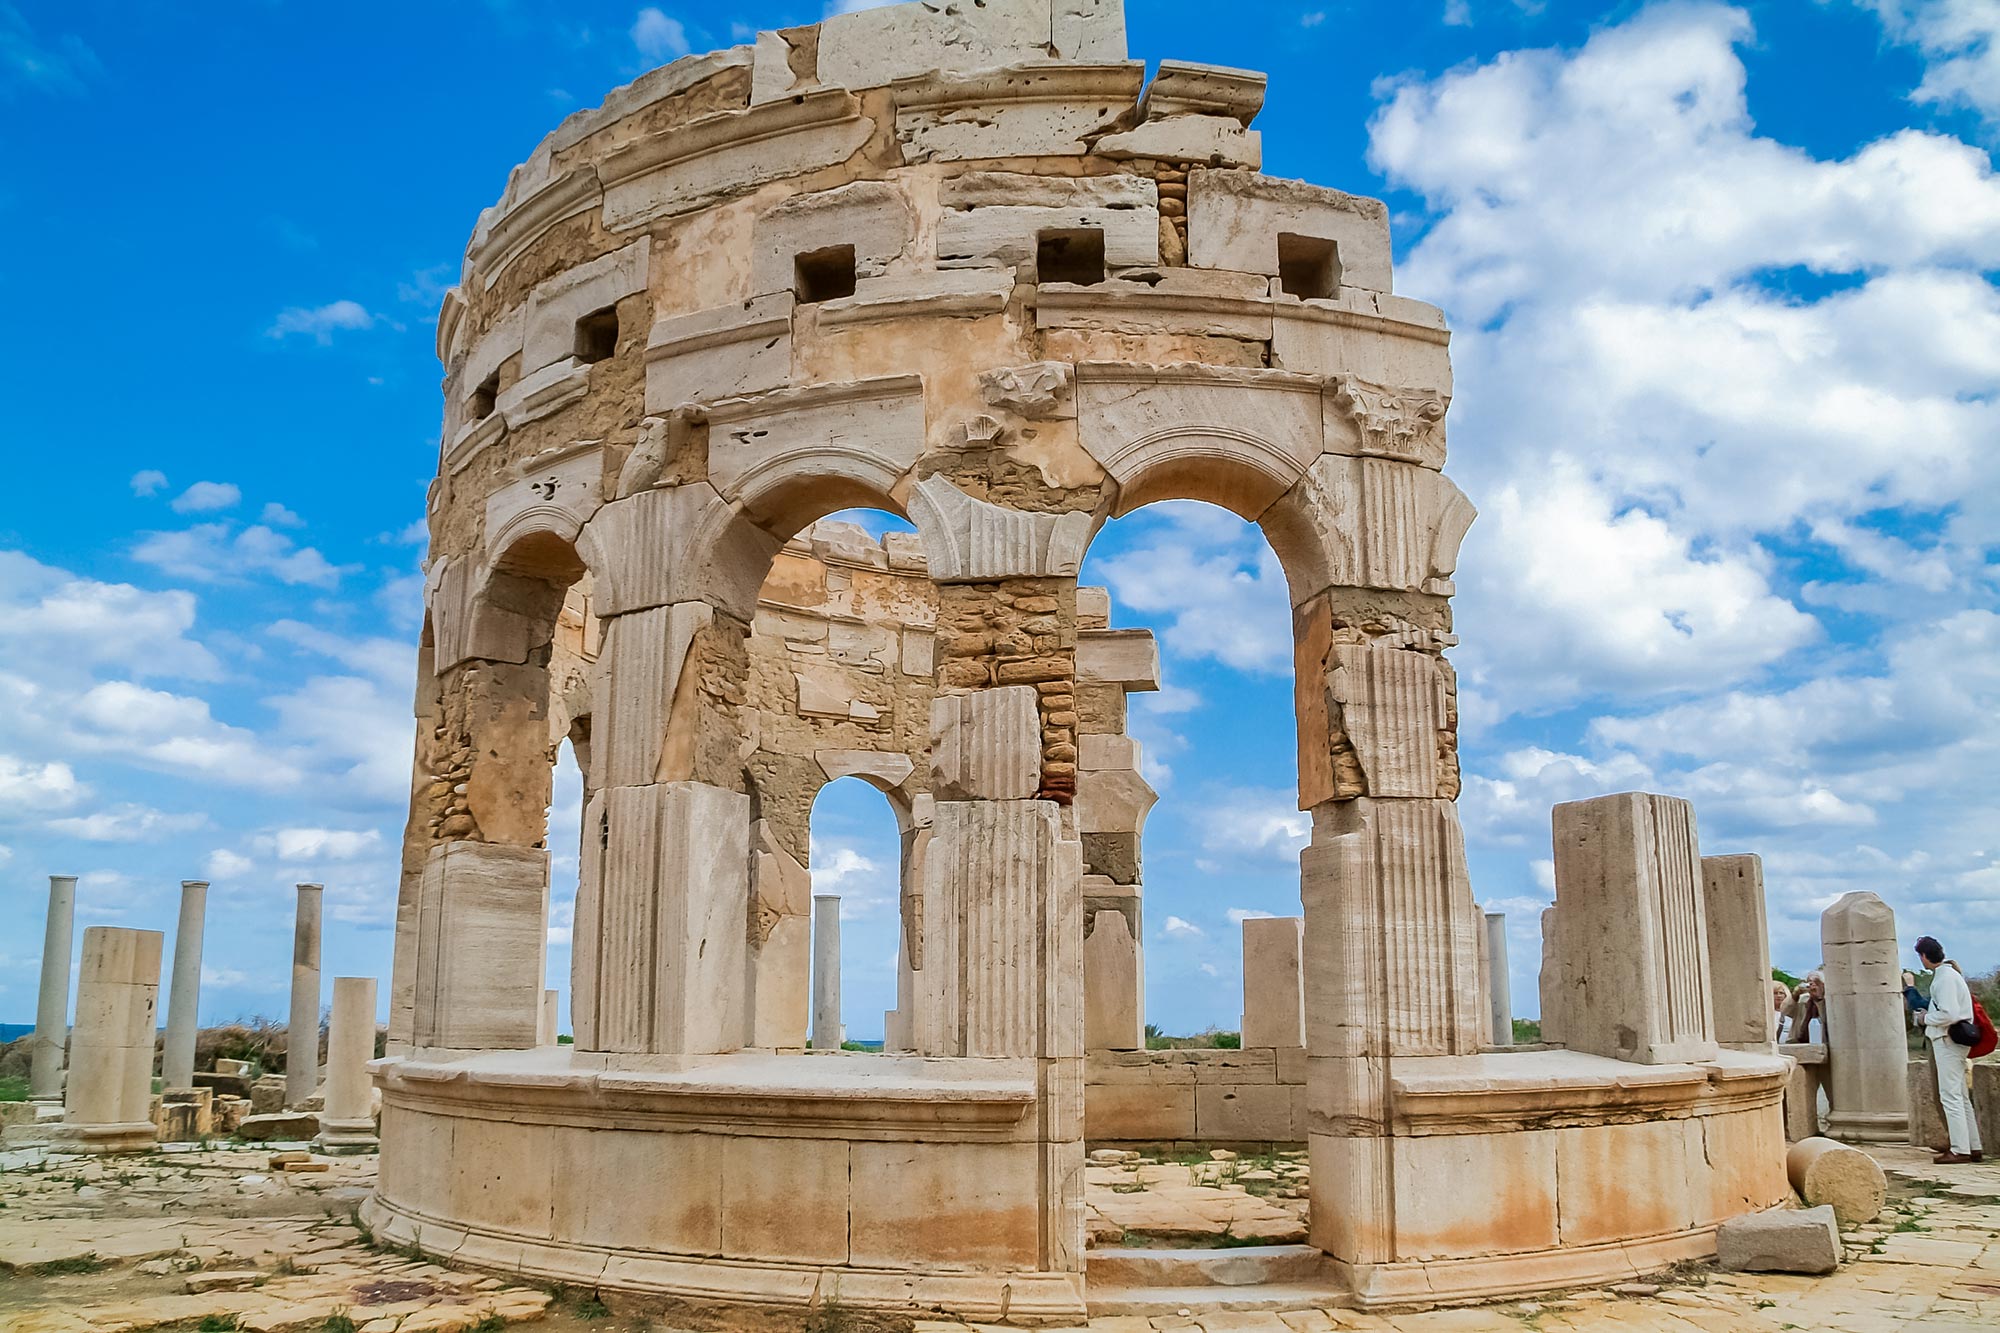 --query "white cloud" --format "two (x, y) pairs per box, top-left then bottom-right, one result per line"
(0, 551), (220, 679)
(1096, 503), (1293, 675)
(1227, 908), (1278, 924)
(266, 827), (382, 860)
(66, 680), (292, 784)
(134, 523), (352, 589)
(171, 481), (241, 514)
(1163, 915), (1204, 938)
(0, 754), (85, 814)
(201, 964), (249, 988)
(46, 804), (206, 842)
(130, 469), (167, 497)
(266, 299), (375, 343)
(1865, 1), (2000, 130)
(204, 848), (254, 879)
(1198, 786), (1312, 861)
(260, 502), (304, 528)
(631, 8), (690, 60)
